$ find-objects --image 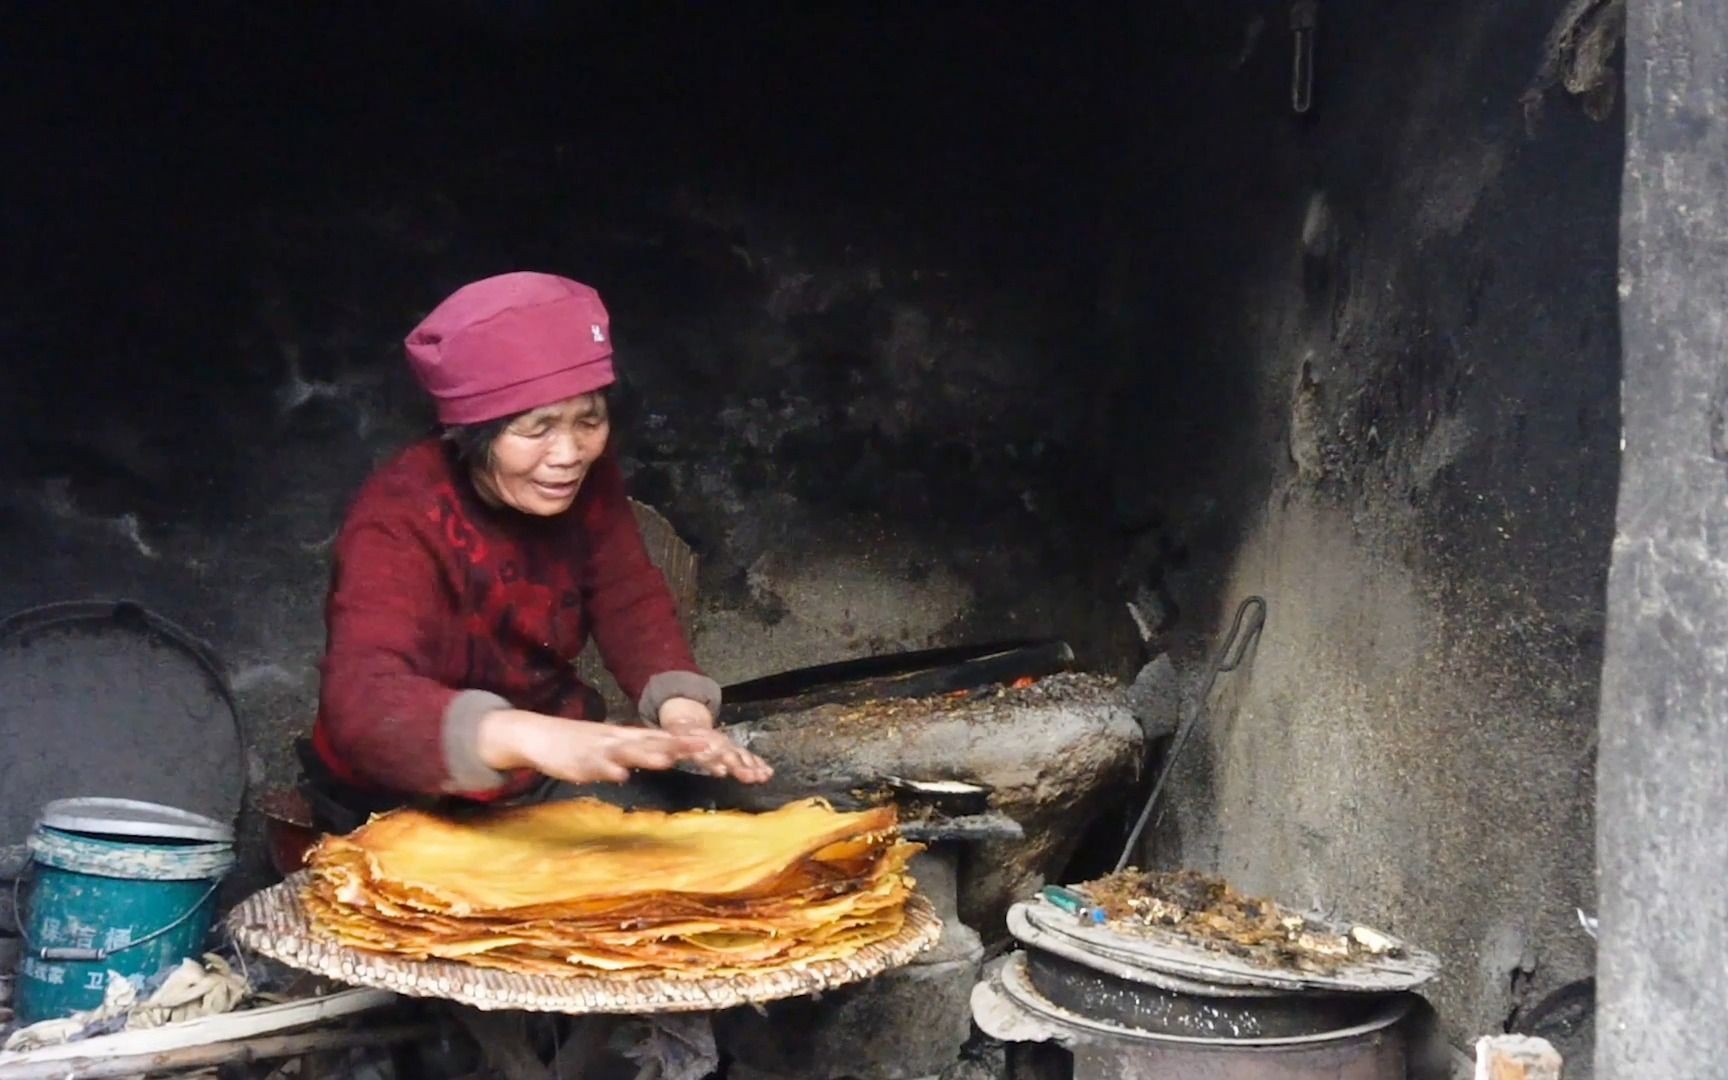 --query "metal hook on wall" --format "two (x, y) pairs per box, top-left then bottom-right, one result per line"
(1114, 595), (1268, 872)
(1291, 1), (1318, 114)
